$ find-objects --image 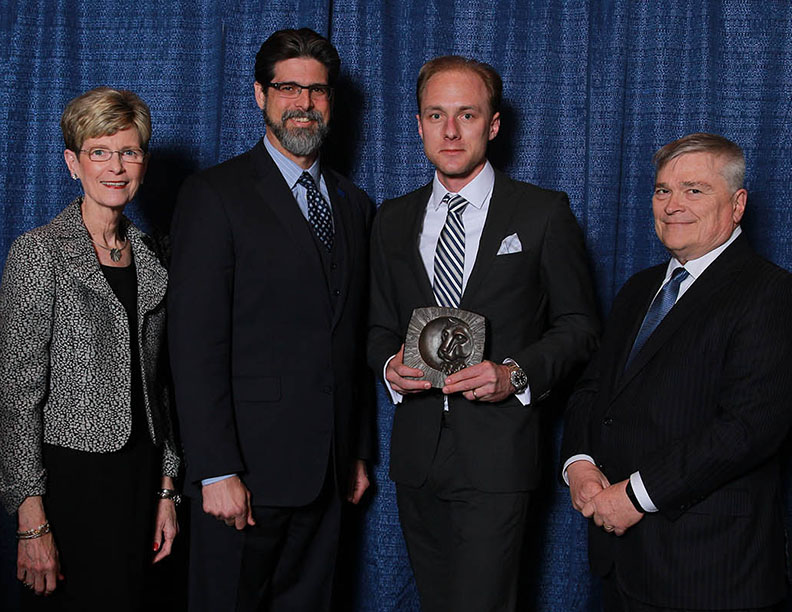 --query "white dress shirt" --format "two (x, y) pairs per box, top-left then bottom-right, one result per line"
(384, 161), (531, 407)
